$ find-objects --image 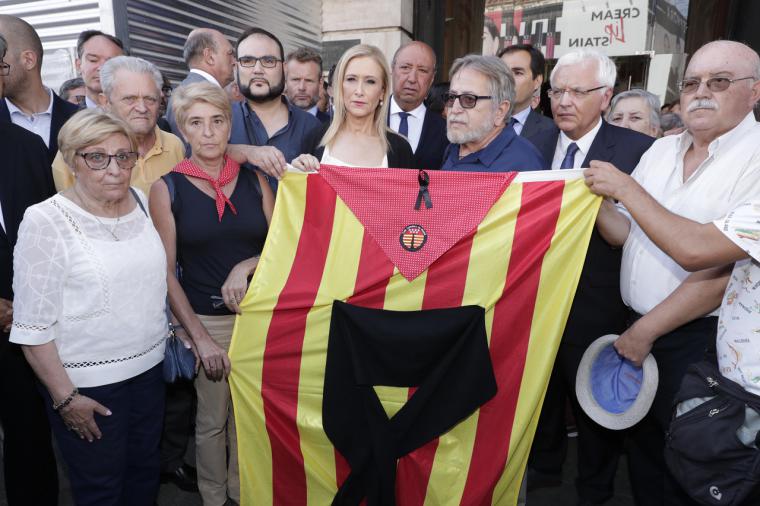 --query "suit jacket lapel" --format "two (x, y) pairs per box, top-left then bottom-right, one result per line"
(582, 120), (614, 167)
(520, 109), (538, 138)
(0, 100), (10, 124)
